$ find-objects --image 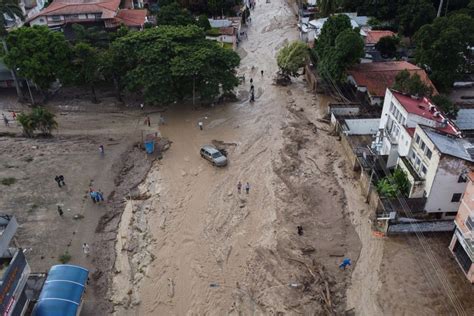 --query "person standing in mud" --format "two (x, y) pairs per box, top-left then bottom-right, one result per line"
(99, 145), (104, 155)
(57, 205), (64, 216)
(237, 181), (242, 194)
(2, 113), (9, 126)
(198, 121), (203, 130)
(245, 182), (250, 194)
(54, 175), (62, 187)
